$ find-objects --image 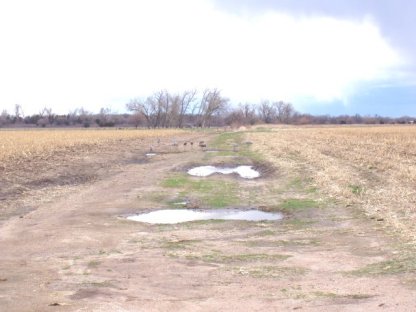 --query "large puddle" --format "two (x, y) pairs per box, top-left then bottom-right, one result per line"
(187, 165), (260, 179)
(127, 209), (283, 224)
